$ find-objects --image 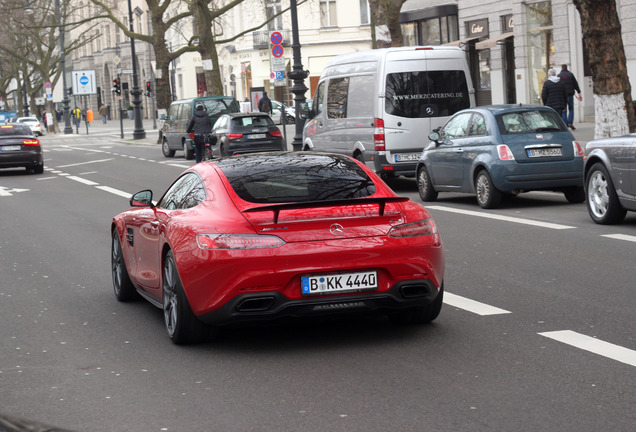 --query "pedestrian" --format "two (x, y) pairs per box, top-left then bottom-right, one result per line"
(99, 104), (108, 124)
(541, 68), (566, 118)
(258, 92), (272, 115)
(107, 104), (111, 120)
(186, 104), (212, 163)
(72, 106), (81, 127)
(558, 64), (582, 130)
(56, 109), (62, 122)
